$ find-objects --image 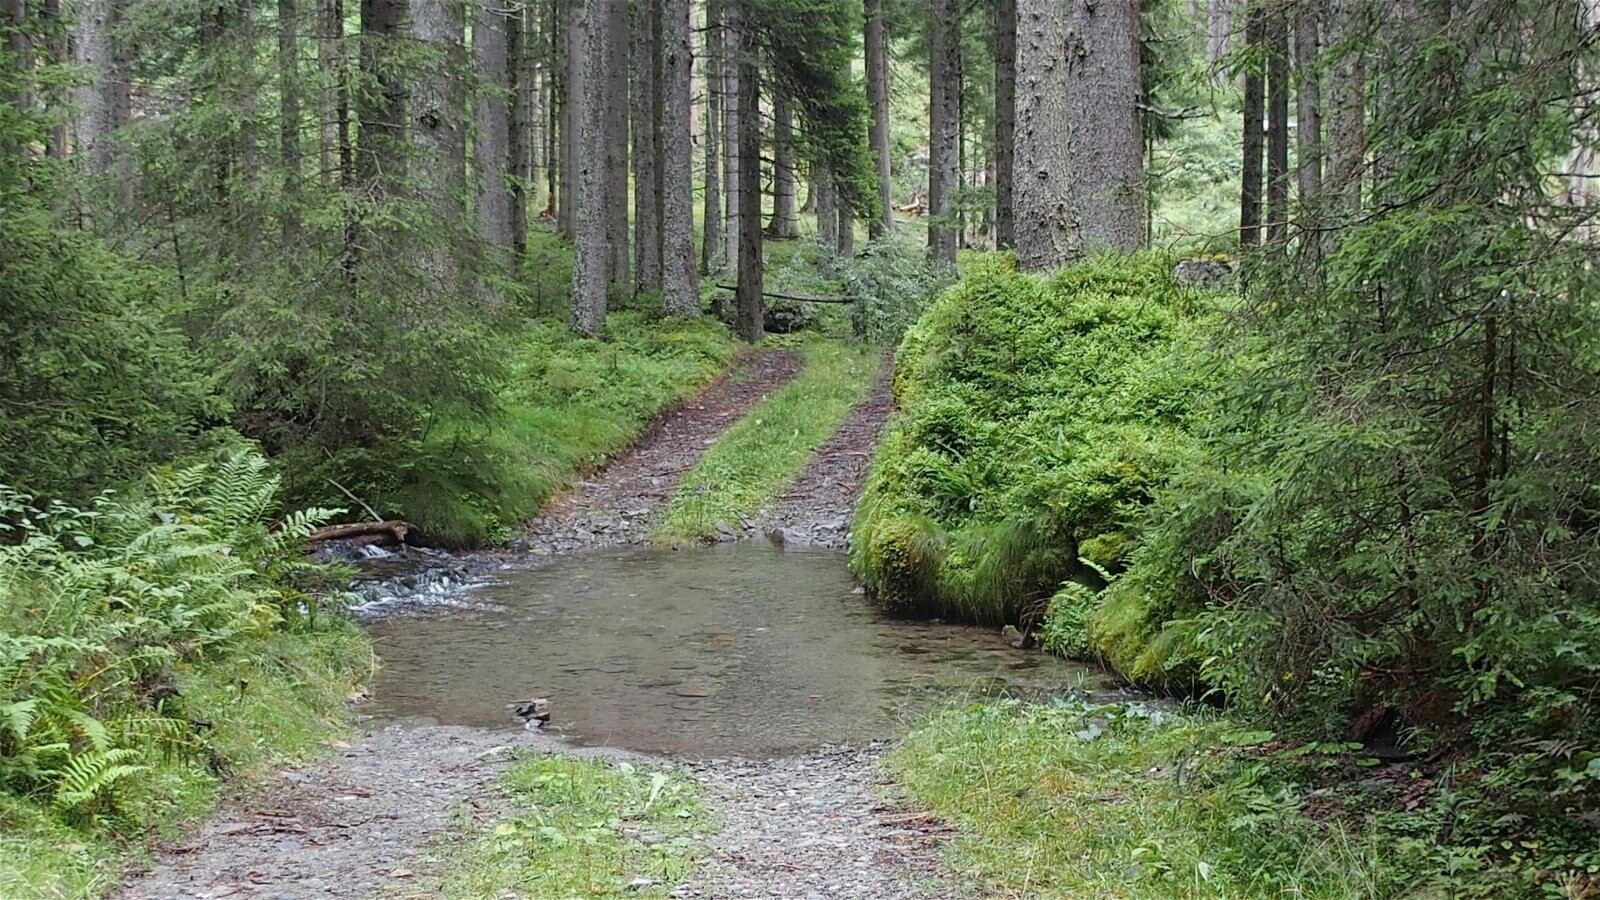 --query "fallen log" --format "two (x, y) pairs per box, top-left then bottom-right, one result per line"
(713, 284), (861, 304)
(307, 520), (412, 545)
